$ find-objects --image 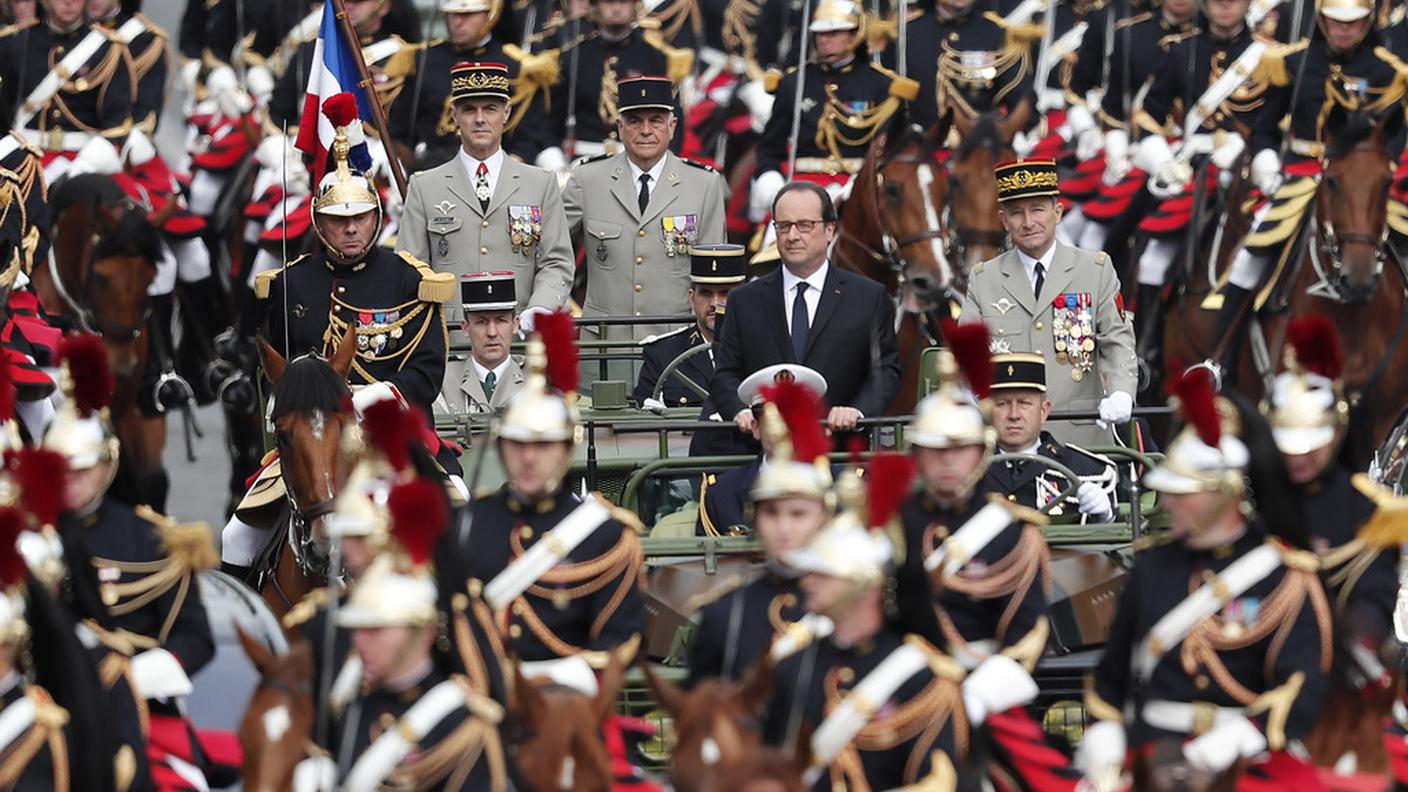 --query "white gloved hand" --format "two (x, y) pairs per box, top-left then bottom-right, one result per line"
(749, 170), (786, 223)
(1064, 104), (1098, 138)
(246, 64), (275, 107)
(1250, 148), (1282, 196)
(123, 128), (157, 167)
(1183, 716), (1267, 773)
(351, 381), (404, 416)
(1037, 87), (1066, 114)
(960, 654), (1039, 727)
(641, 396), (668, 414)
(1096, 391), (1134, 427)
(1211, 134), (1248, 172)
(1131, 135), (1174, 176)
(1074, 720), (1126, 789)
(1076, 128), (1104, 162)
(1075, 481), (1114, 522)
(1101, 129), (1130, 186)
(1013, 130), (1036, 158)
(535, 146), (568, 172)
(518, 305), (553, 334)
(179, 59), (201, 97)
(1149, 159), (1194, 199)
(736, 79), (776, 135)
(206, 65), (253, 119)
(292, 756), (337, 792)
(68, 137), (123, 177)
